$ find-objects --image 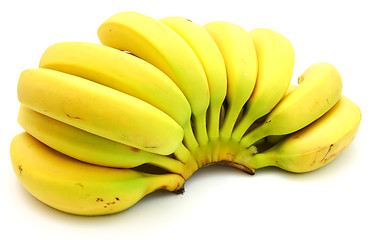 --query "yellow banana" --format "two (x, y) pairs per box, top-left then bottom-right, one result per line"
(159, 17), (227, 142)
(10, 132), (185, 215)
(232, 28), (295, 141)
(204, 21), (258, 140)
(238, 96), (361, 173)
(17, 105), (194, 177)
(97, 11), (210, 148)
(17, 68), (184, 155)
(39, 41), (191, 128)
(240, 63), (343, 147)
